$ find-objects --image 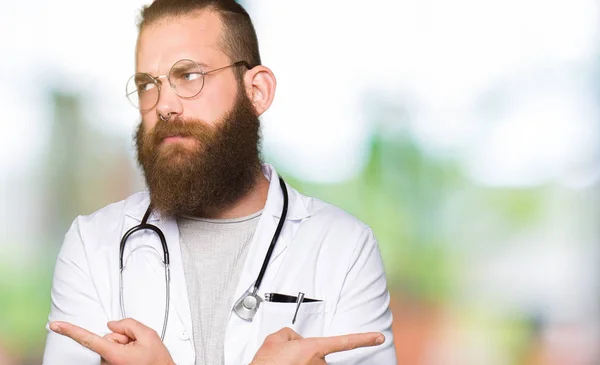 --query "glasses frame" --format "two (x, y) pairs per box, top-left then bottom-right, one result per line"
(126, 60), (250, 111)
